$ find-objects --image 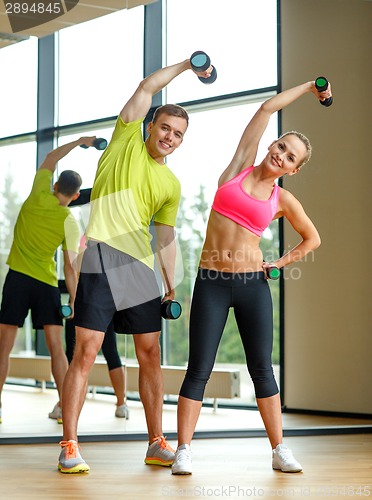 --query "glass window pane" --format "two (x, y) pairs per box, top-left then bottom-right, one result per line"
(169, 99), (278, 205)
(57, 8), (144, 125)
(56, 125), (115, 189)
(165, 0), (277, 104)
(0, 141), (37, 354)
(165, 100), (279, 403)
(0, 39), (38, 138)
(0, 141), (37, 203)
